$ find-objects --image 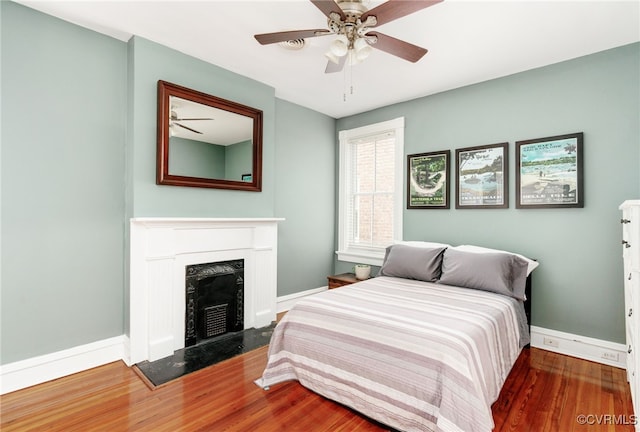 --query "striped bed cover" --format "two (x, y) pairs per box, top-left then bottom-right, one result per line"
(255, 276), (528, 432)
